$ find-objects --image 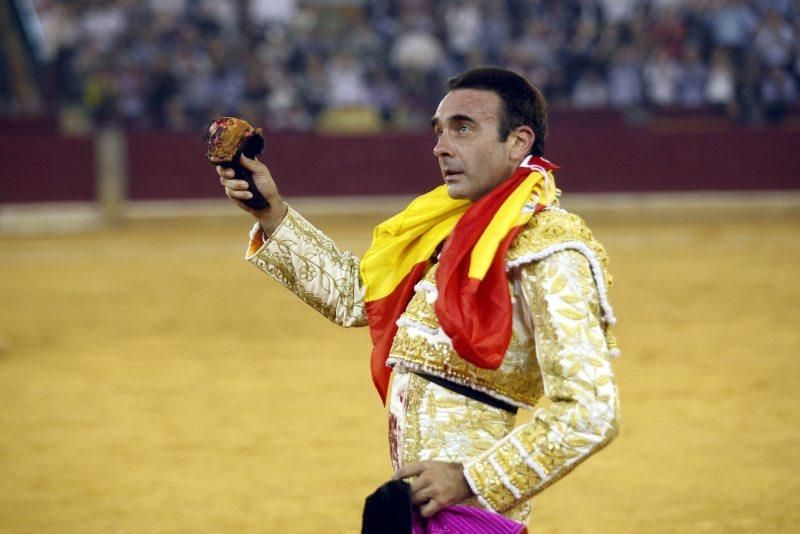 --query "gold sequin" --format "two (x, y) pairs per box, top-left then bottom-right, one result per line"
(250, 207), (368, 327)
(464, 250), (620, 513)
(248, 204), (620, 521)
